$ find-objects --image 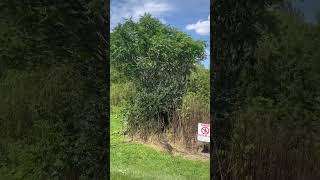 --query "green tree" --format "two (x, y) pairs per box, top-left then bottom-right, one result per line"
(111, 14), (206, 133)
